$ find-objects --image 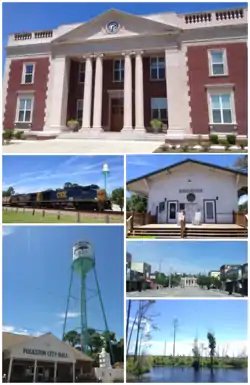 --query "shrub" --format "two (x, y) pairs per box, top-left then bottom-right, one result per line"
(150, 119), (162, 129)
(209, 134), (219, 145)
(171, 145), (176, 150)
(3, 130), (14, 141)
(226, 134), (236, 145)
(237, 139), (248, 149)
(219, 139), (228, 147)
(14, 130), (24, 139)
(181, 144), (189, 152)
